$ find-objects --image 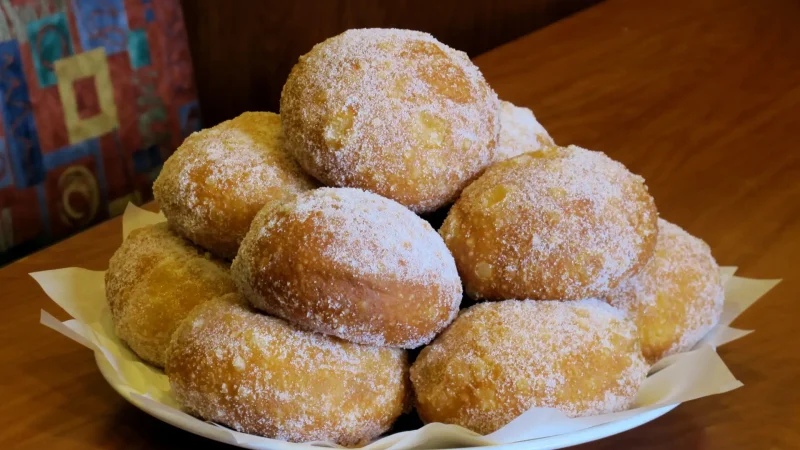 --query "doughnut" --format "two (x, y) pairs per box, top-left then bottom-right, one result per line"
(231, 187), (462, 348)
(410, 299), (648, 434)
(440, 145), (658, 300)
(495, 100), (554, 162)
(607, 219), (724, 363)
(280, 28), (500, 213)
(105, 223), (236, 367)
(153, 111), (317, 259)
(166, 294), (409, 445)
